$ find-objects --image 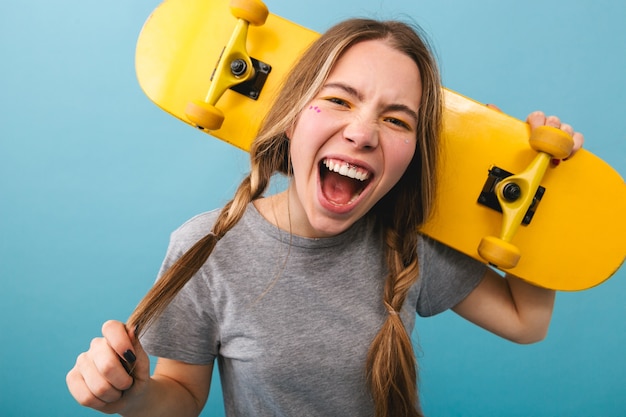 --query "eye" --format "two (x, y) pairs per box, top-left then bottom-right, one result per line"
(325, 97), (350, 107)
(384, 116), (412, 131)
